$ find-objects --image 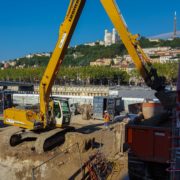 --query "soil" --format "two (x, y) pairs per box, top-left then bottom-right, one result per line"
(0, 115), (128, 180)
